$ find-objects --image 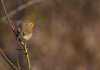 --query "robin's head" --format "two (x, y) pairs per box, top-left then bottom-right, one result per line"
(22, 21), (34, 29)
(27, 21), (34, 28)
